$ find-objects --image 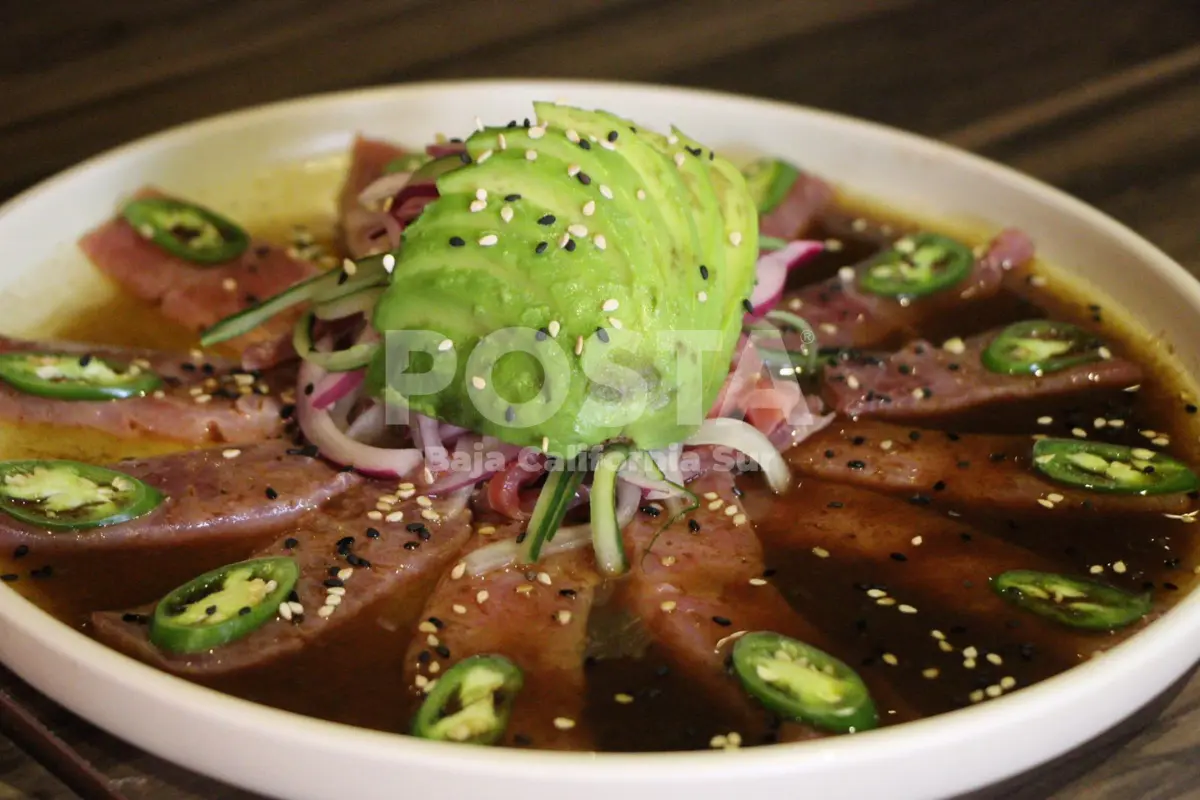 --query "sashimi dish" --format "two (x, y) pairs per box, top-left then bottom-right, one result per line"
(1, 102), (1197, 751)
